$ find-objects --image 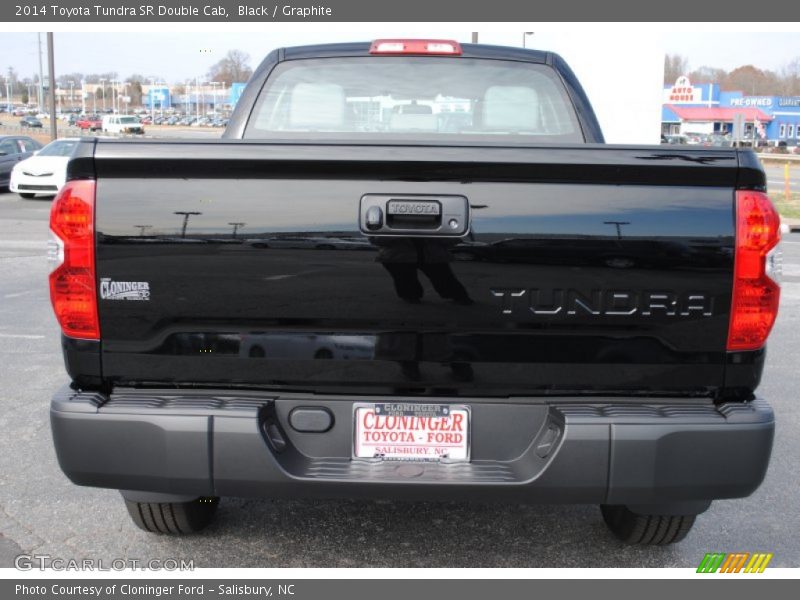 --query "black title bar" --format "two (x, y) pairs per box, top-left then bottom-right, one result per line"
(3, 0), (800, 21)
